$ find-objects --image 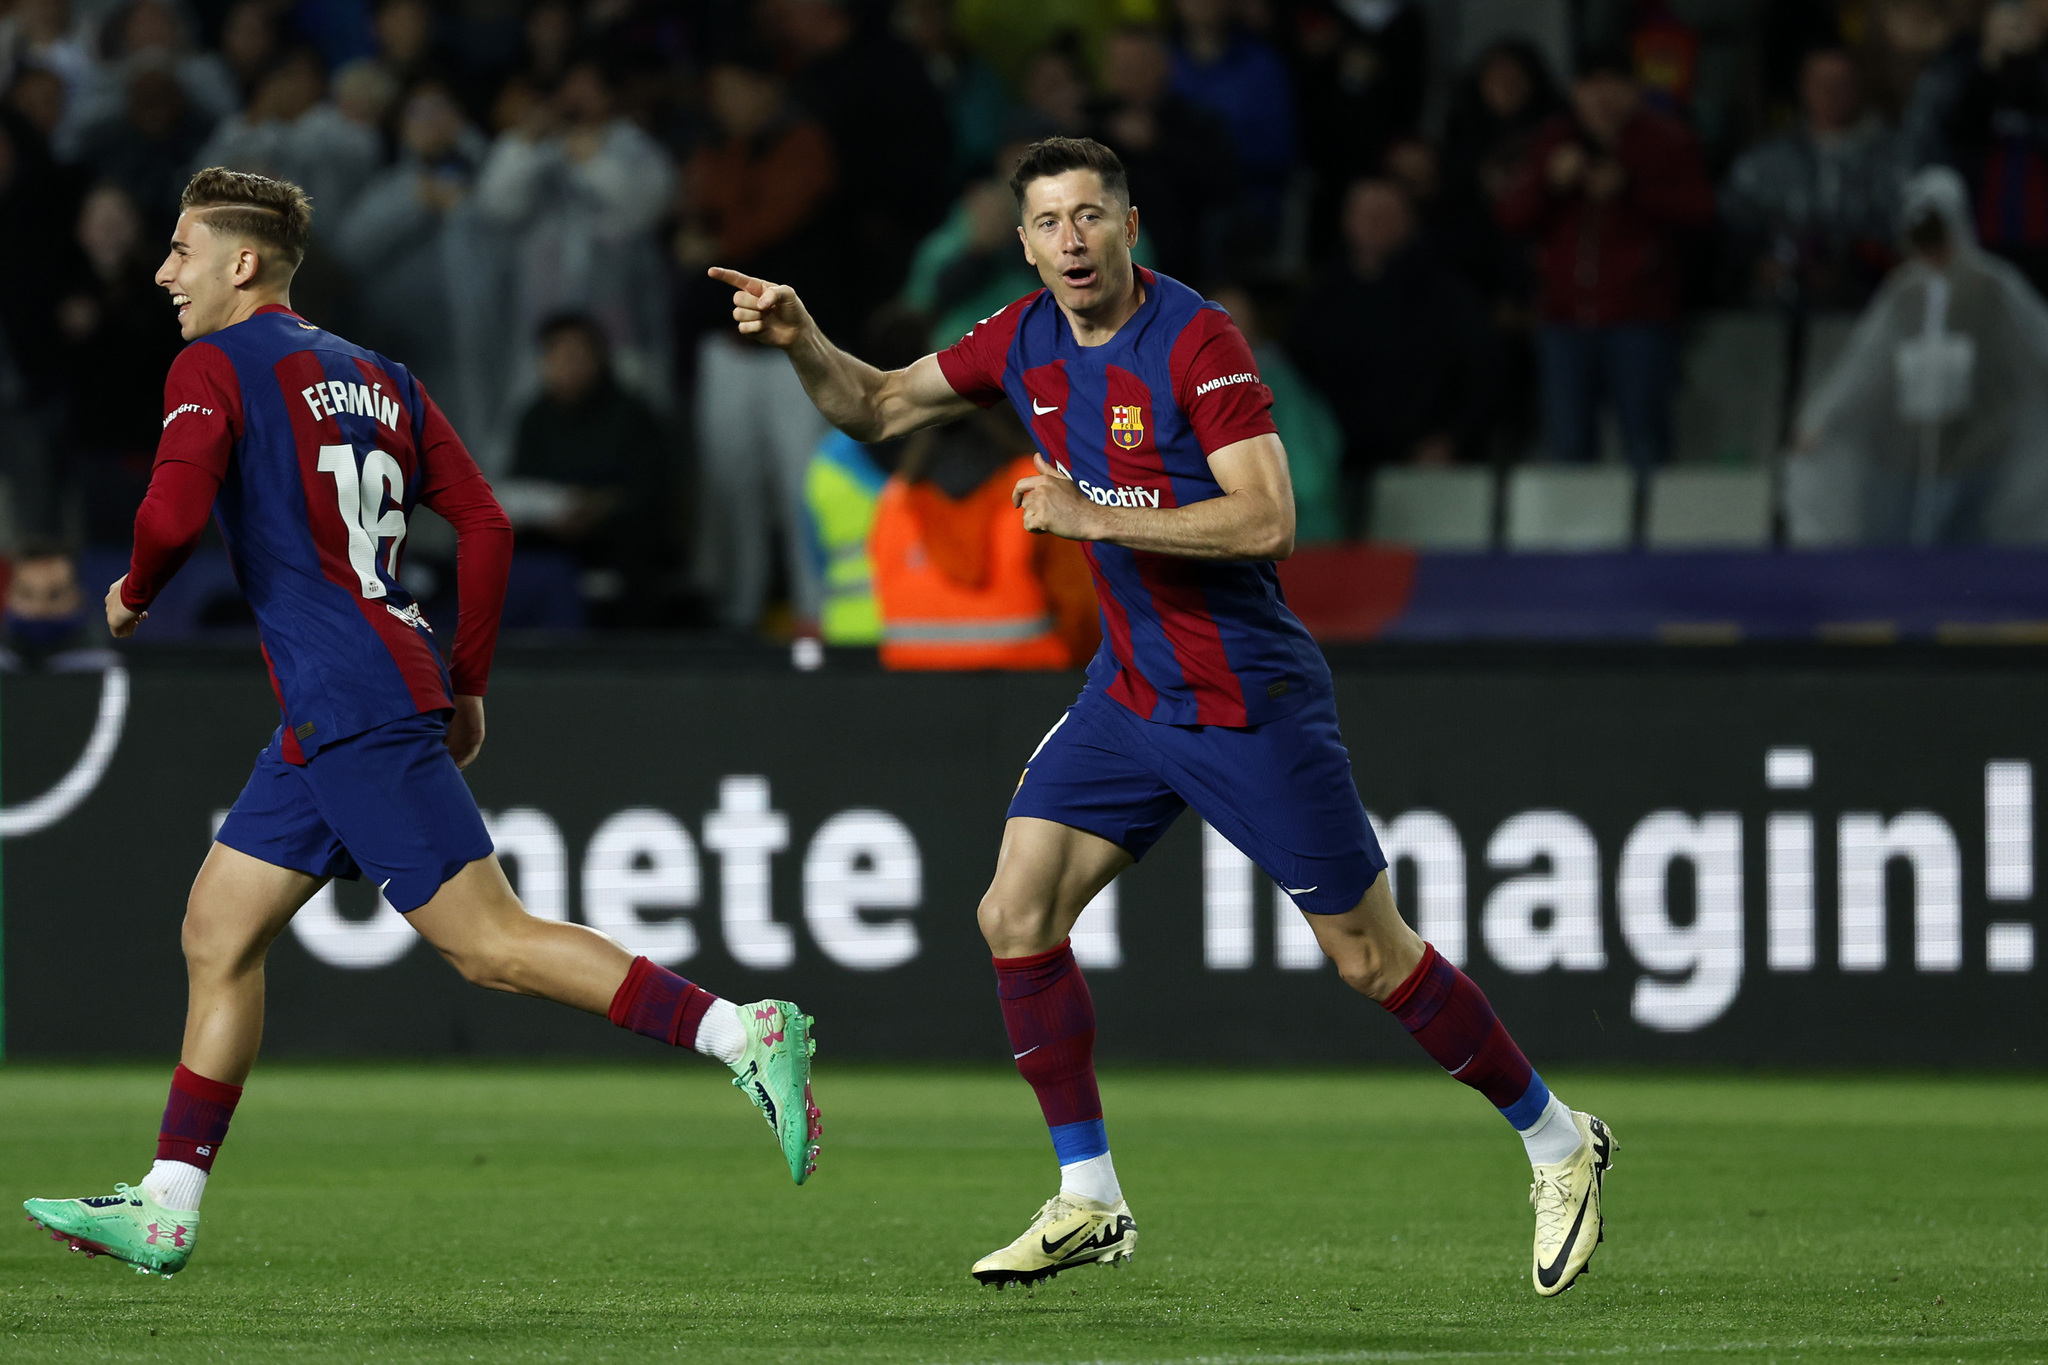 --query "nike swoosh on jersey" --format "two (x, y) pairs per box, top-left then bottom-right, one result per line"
(1032, 400), (1059, 415)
